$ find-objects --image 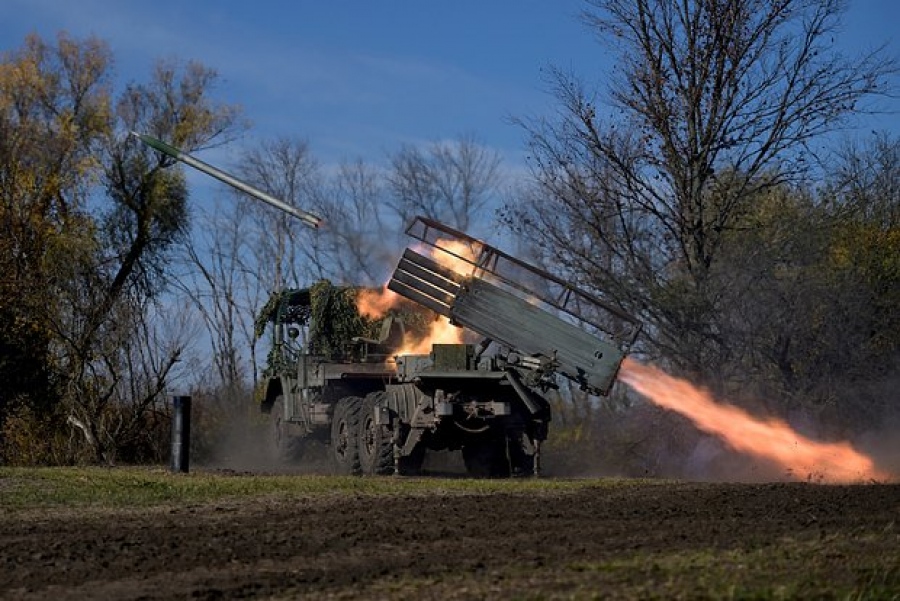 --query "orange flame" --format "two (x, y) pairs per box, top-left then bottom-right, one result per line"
(397, 316), (464, 355)
(355, 239), (480, 355)
(617, 357), (890, 483)
(356, 287), (402, 320)
(355, 286), (464, 355)
(433, 238), (481, 276)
